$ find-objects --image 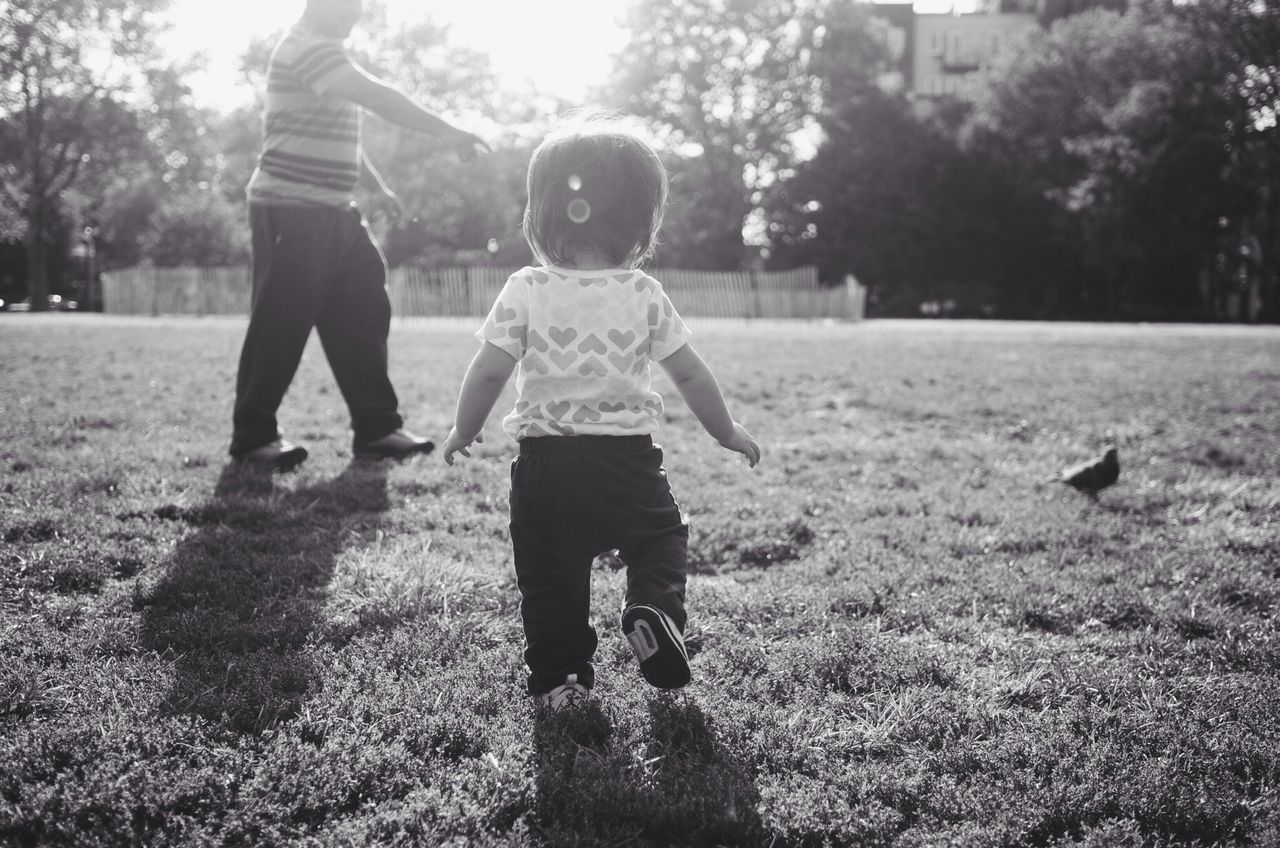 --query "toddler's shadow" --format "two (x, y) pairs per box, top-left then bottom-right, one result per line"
(138, 460), (390, 734)
(531, 694), (763, 844)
